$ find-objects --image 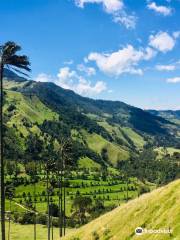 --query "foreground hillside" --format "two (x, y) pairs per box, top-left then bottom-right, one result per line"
(62, 179), (180, 240)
